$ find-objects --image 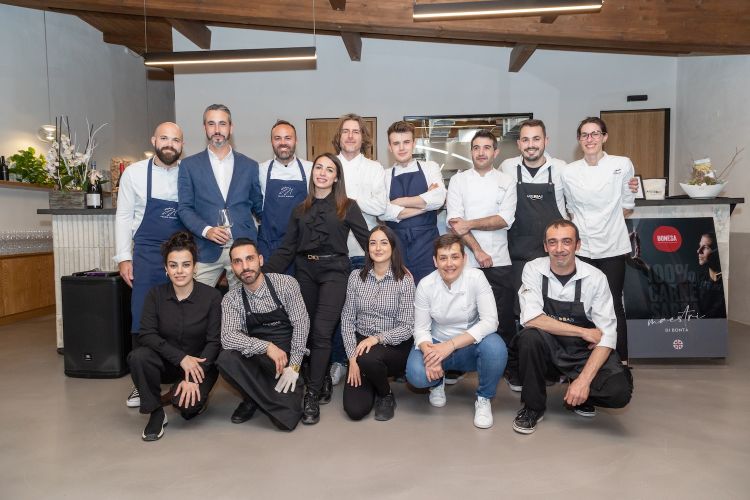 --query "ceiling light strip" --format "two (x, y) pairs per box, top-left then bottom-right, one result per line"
(144, 46), (317, 66)
(413, 1), (603, 20)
